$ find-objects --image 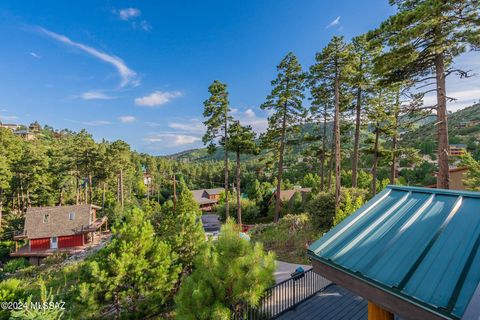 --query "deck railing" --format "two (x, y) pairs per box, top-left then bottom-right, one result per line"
(232, 268), (330, 320)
